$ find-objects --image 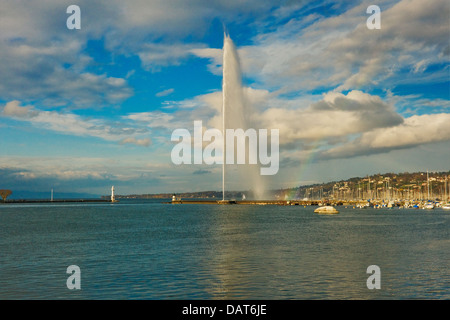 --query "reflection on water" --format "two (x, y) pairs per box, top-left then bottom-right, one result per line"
(0, 200), (448, 299)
